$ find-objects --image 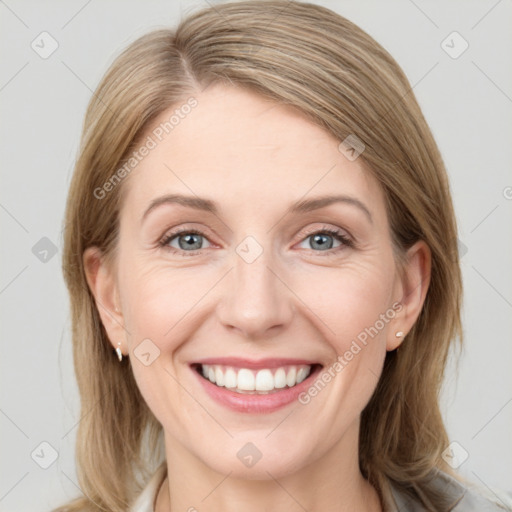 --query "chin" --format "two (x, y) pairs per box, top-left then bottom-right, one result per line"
(194, 435), (313, 481)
